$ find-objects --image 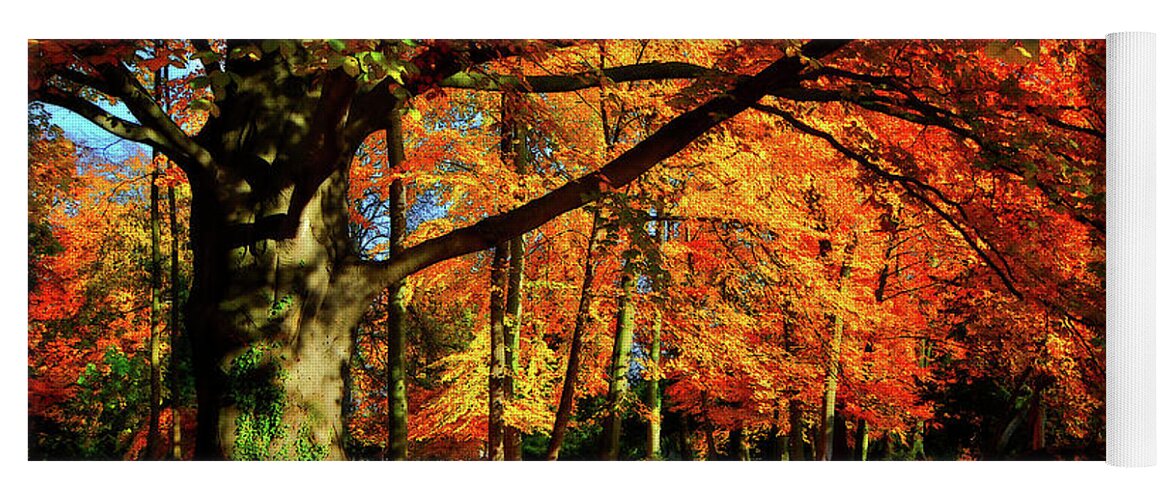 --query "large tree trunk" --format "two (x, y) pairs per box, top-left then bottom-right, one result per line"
(187, 156), (370, 460)
(385, 107), (410, 461)
(177, 48), (383, 460)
